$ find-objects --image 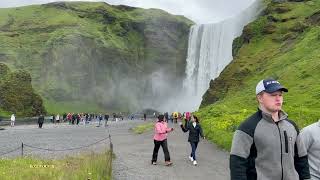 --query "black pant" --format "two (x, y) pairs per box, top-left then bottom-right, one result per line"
(152, 139), (170, 162)
(38, 122), (43, 128)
